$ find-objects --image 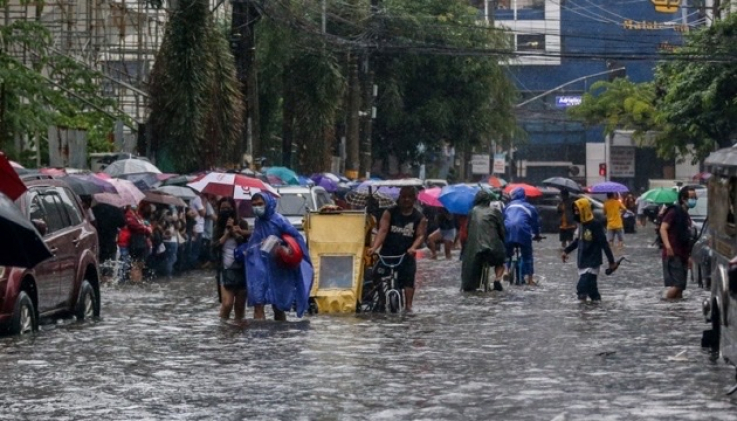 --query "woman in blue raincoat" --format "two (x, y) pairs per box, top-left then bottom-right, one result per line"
(238, 192), (313, 320)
